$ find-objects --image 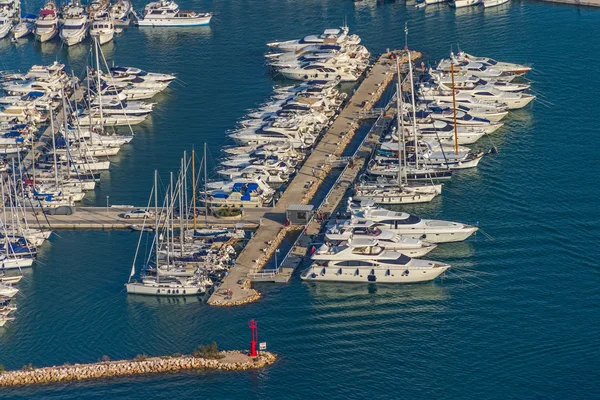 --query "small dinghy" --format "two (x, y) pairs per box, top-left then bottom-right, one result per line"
(129, 224), (154, 232)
